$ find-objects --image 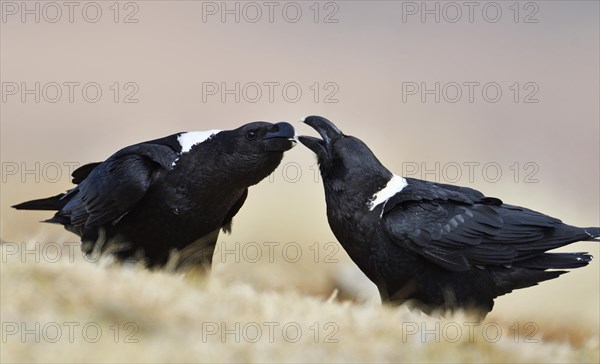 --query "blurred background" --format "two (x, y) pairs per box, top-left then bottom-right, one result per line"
(1, 1), (598, 325)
